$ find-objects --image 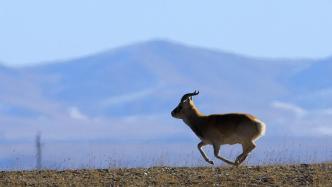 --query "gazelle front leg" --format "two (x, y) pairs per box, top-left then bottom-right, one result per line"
(197, 141), (214, 165)
(213, 144), (237, 166)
